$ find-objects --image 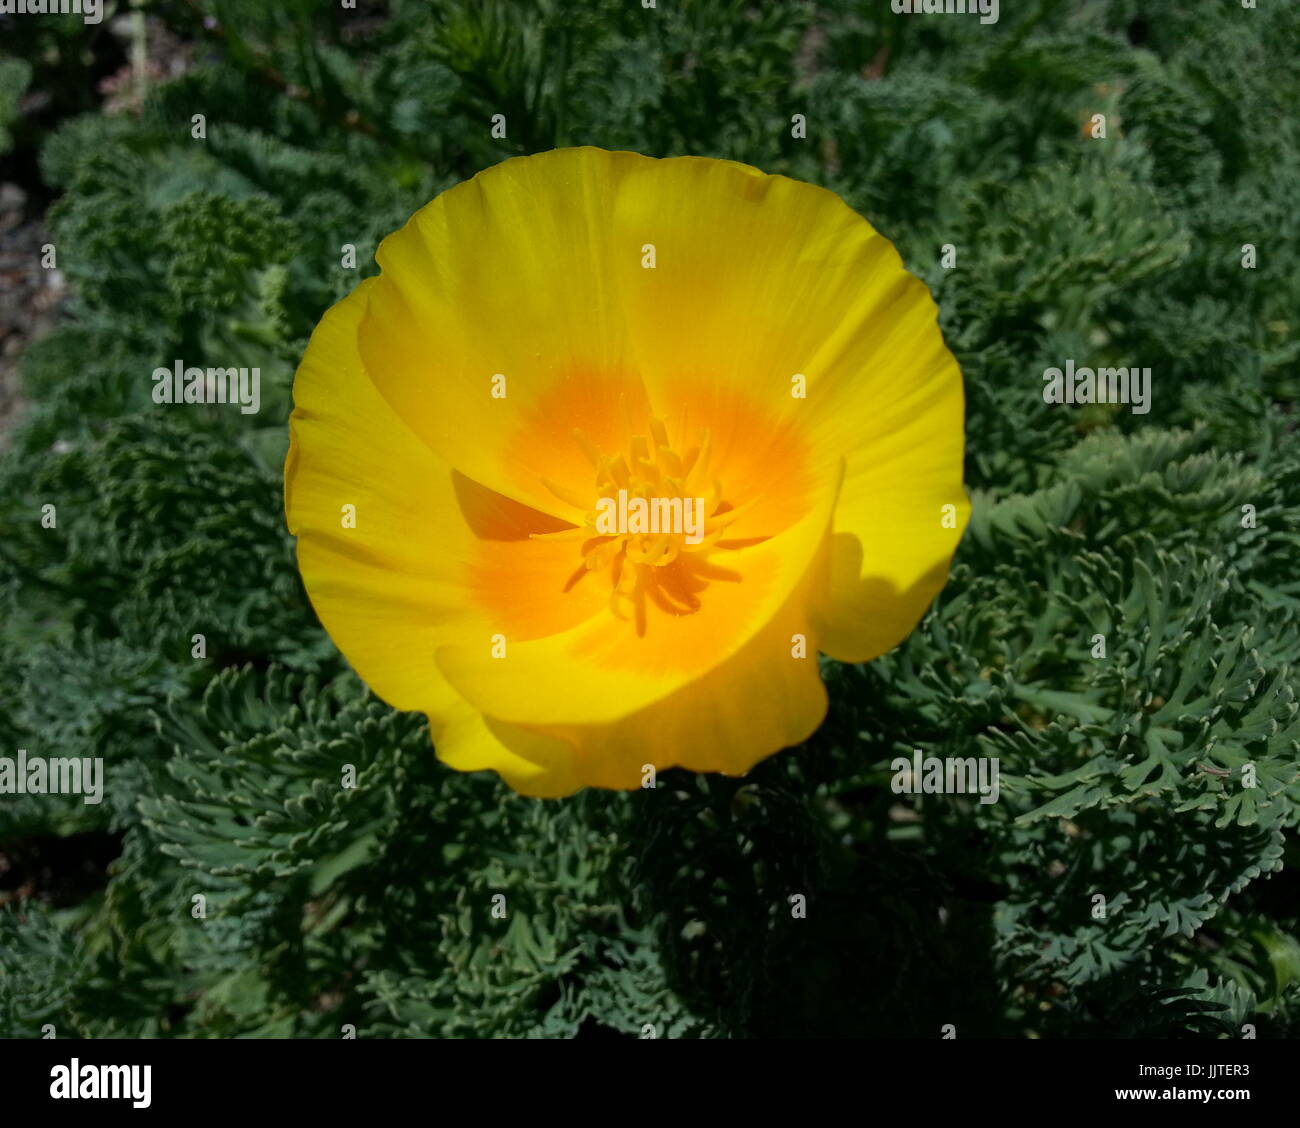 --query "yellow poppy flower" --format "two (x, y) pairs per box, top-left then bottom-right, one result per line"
(284, 146), (968, 797)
